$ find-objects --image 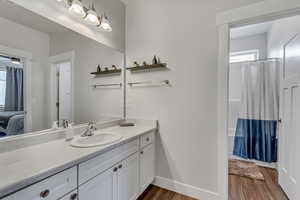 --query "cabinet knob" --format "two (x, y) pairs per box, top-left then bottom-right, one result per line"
(113, 167), (118, 172)
(118, 164), (123, 169)
(140, 151), (144, 155)
(40, 189), (50, 198)
(70, 193), (78, 200)
(146, 138), (150, 142)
